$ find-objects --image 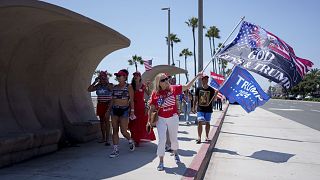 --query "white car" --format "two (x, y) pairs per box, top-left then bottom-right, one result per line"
(305, 95), (313, 99)
(296, 95), (303, 100)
